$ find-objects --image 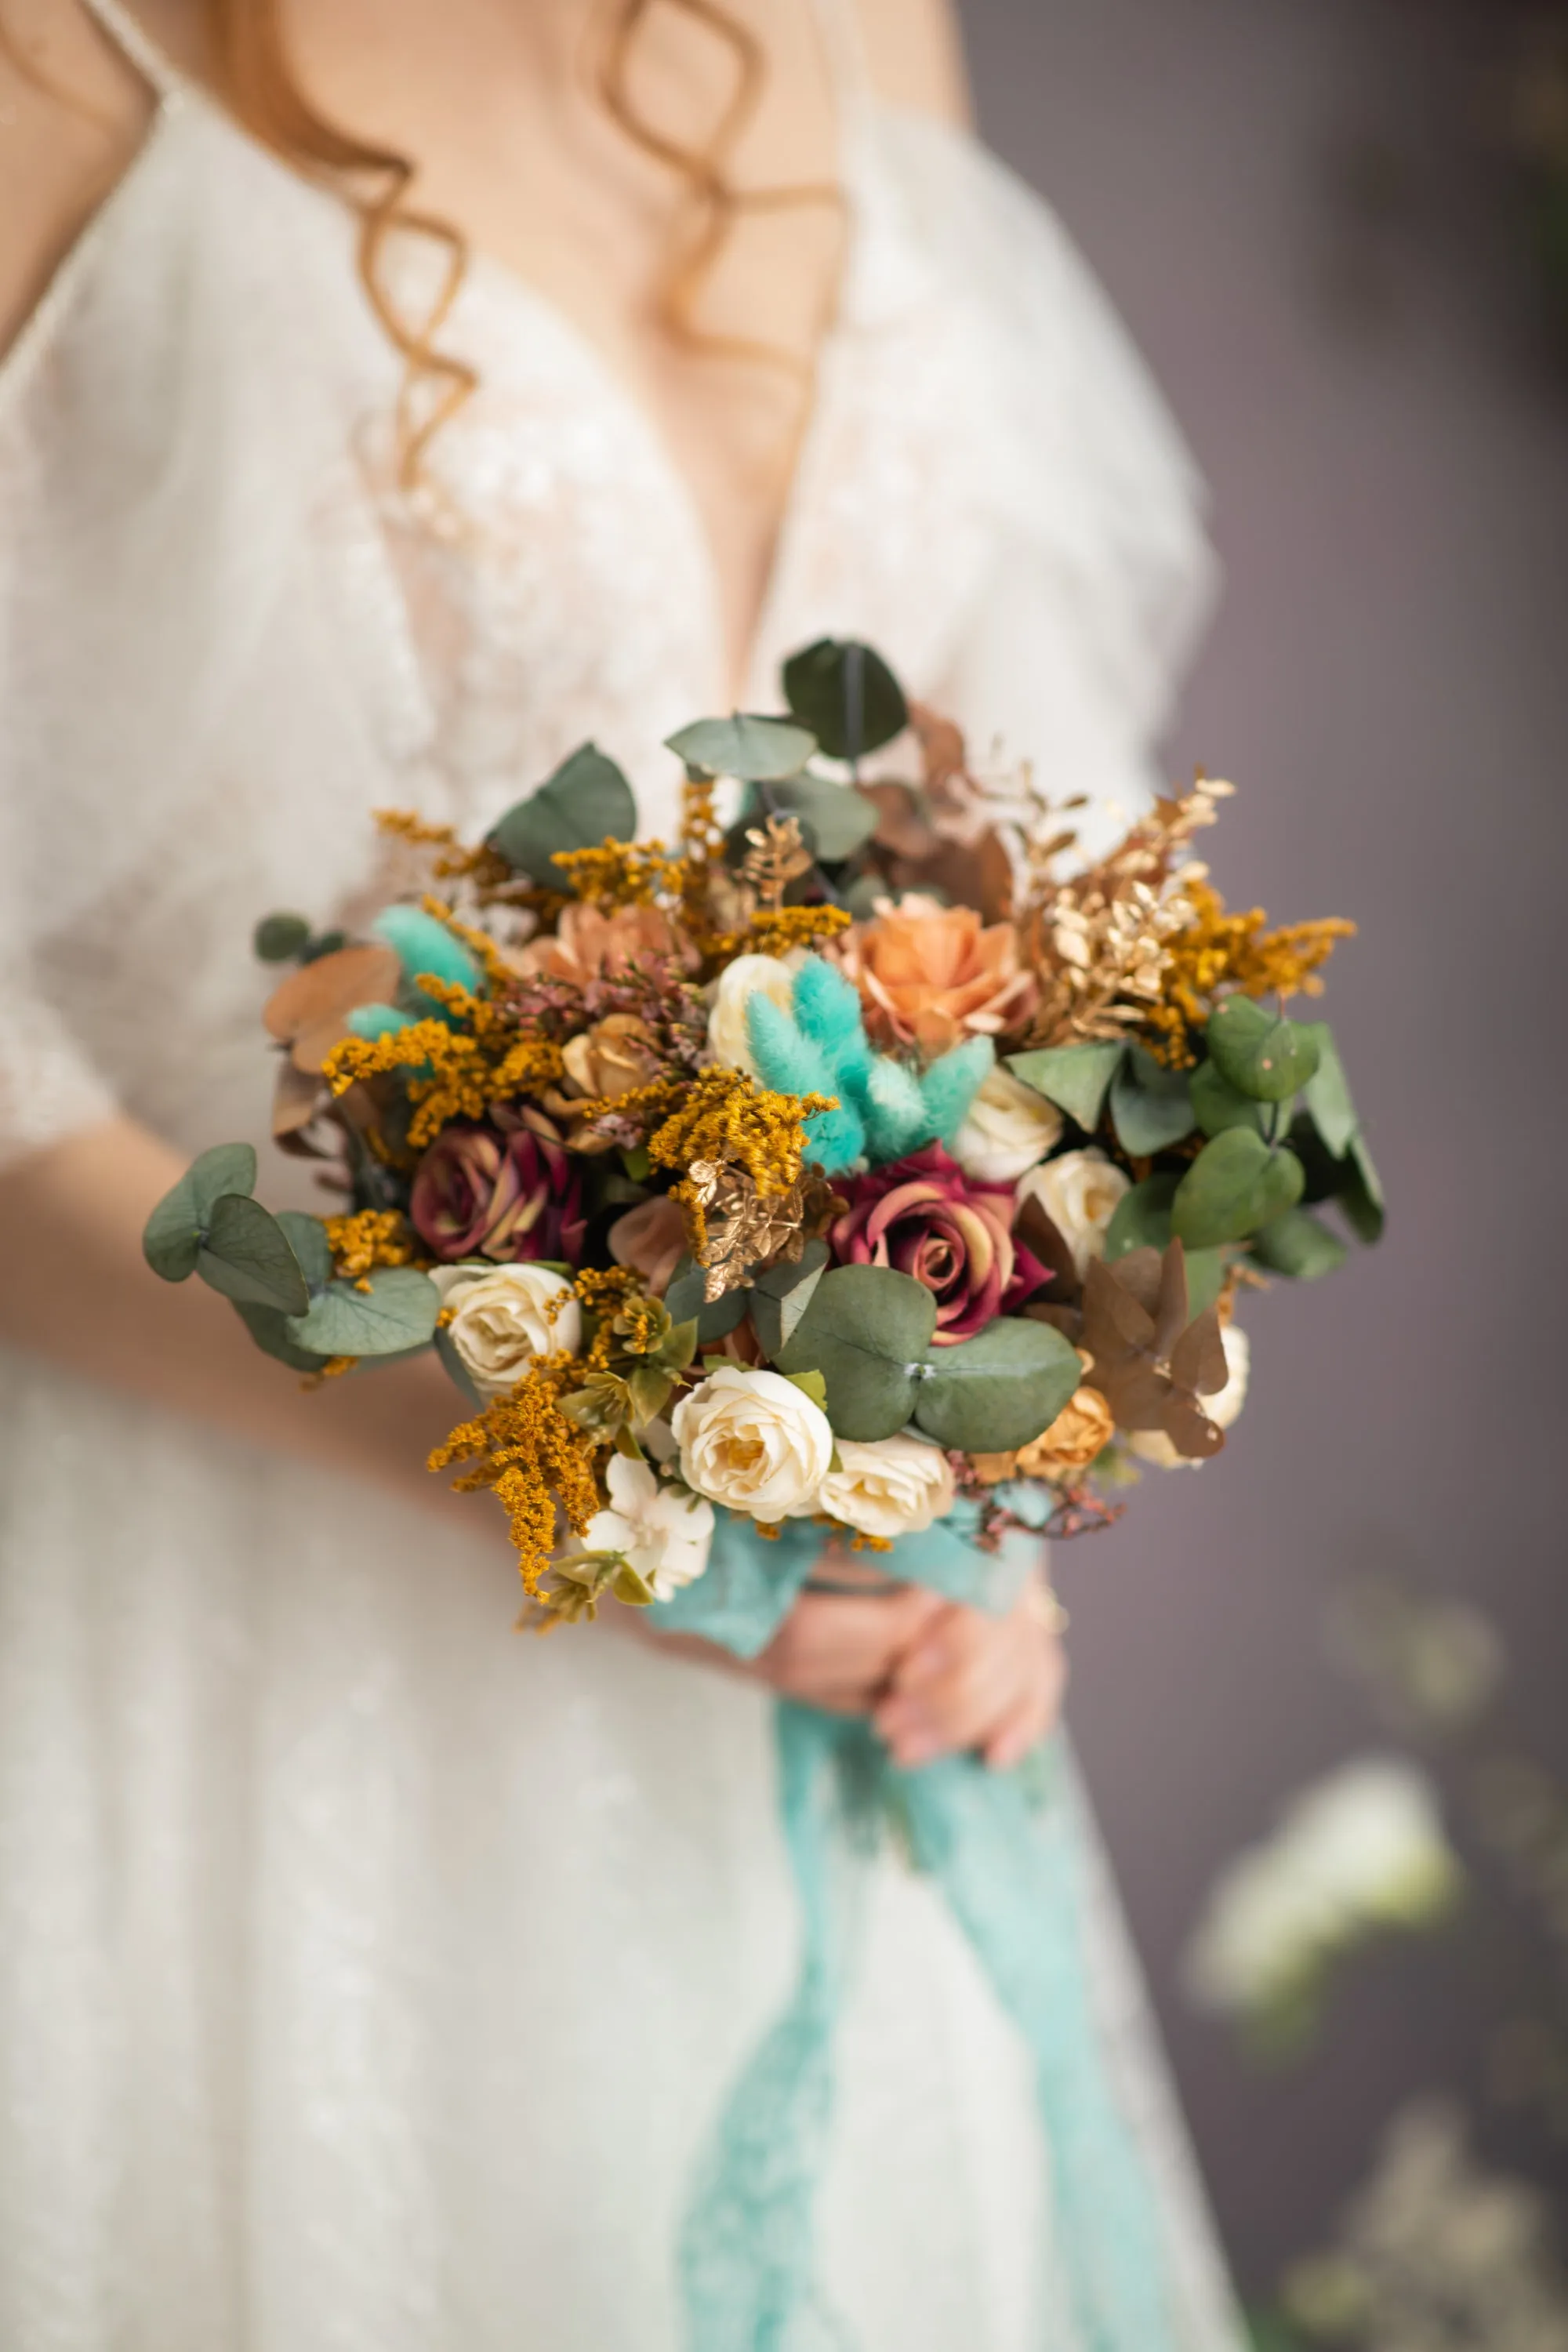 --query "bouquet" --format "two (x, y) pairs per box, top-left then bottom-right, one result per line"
(143, 638), (1381, 1626)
